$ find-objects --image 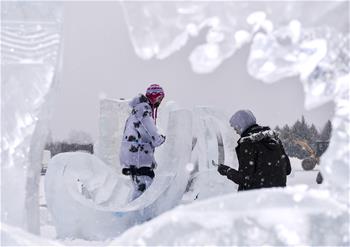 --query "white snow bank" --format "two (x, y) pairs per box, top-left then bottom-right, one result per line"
(1, 223), (62, 246)
(111, 186), (349, 246)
